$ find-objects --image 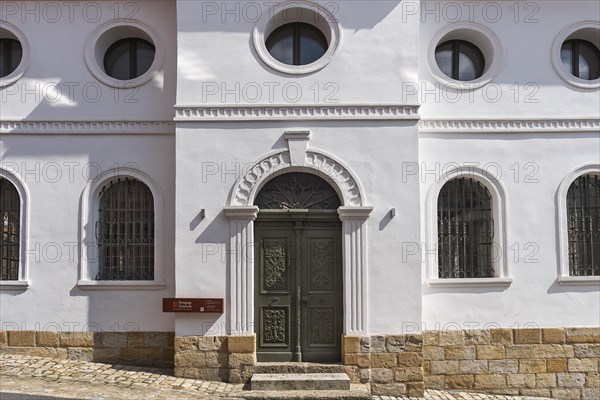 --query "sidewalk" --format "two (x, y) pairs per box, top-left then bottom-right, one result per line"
(0, 355), (552, 400)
